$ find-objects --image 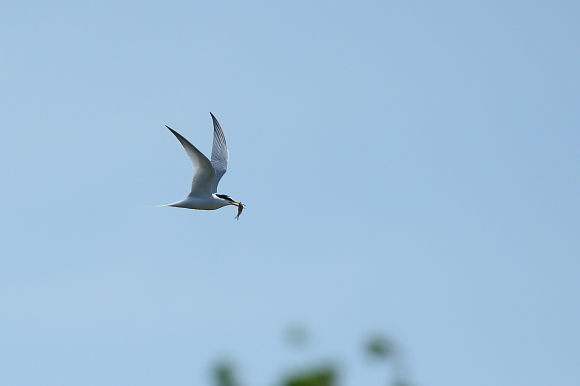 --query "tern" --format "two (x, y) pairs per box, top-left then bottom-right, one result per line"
(163, 113), (244, 219)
